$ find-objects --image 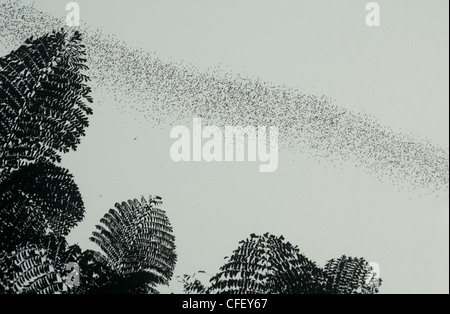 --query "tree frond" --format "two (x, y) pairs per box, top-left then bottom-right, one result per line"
(208, 233), (325, 294)
(0, 243), (66, 294)
(192, 233), (381, 294)
(90, 196), (177, 293)
(324, 256), (381, 294)
(0, 30), (93, 174)
(0, 163), (85, 250)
